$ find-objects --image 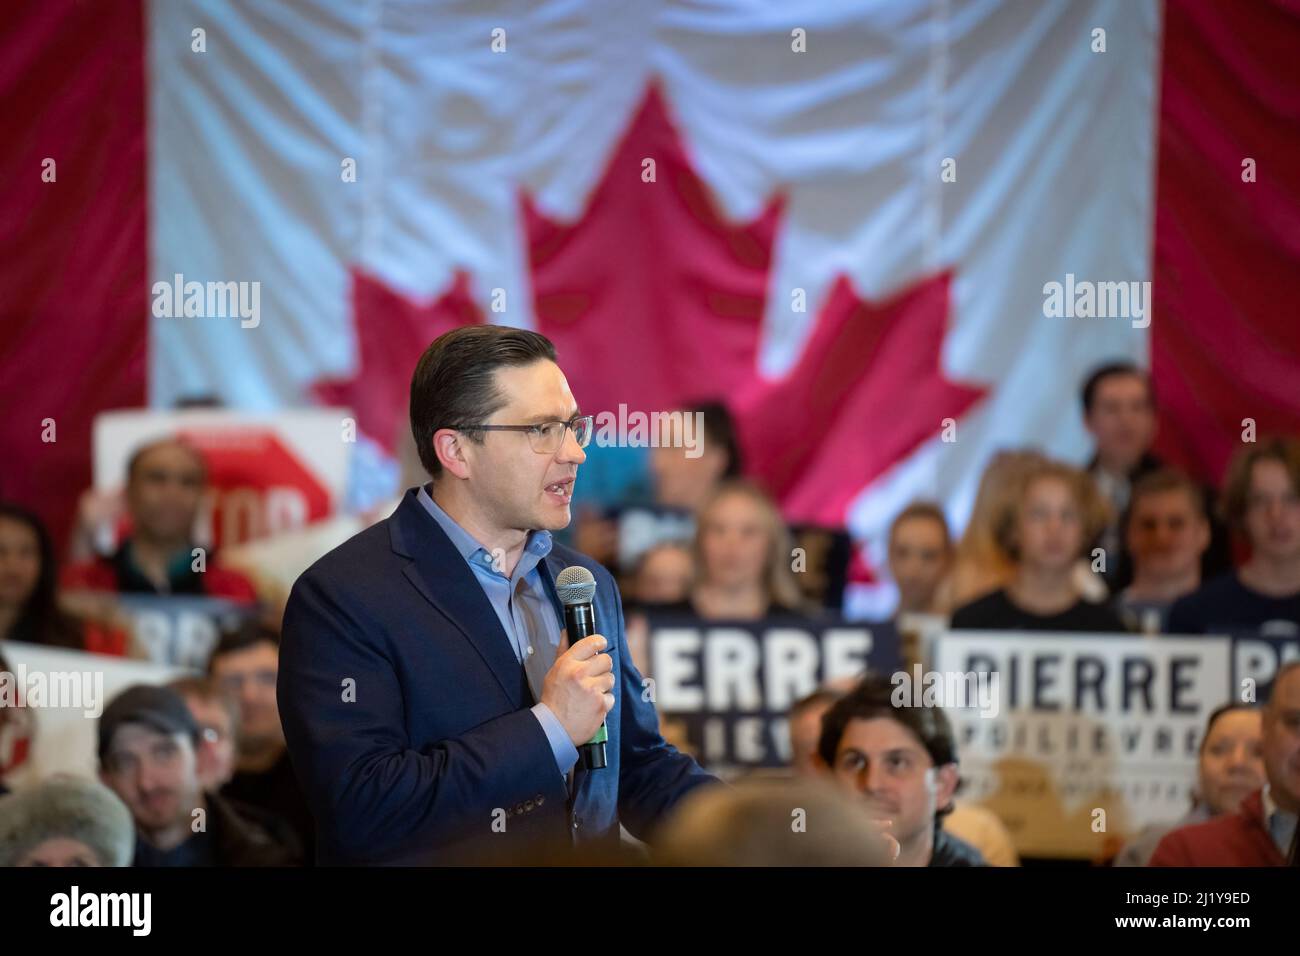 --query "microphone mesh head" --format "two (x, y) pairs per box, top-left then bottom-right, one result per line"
(555, 565), (597, 606)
